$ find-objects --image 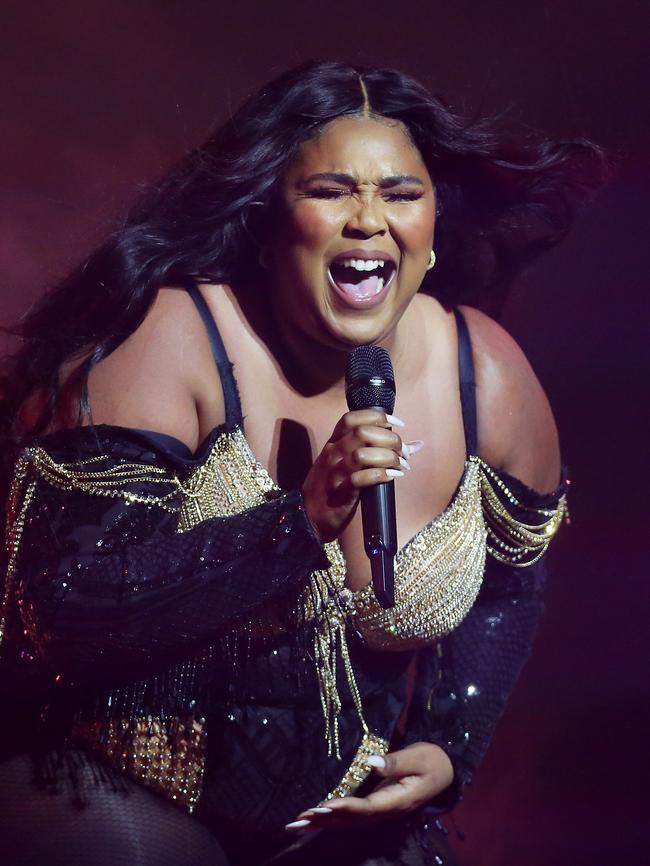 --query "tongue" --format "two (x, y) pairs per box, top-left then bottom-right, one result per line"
(335, 274), (383, 298)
